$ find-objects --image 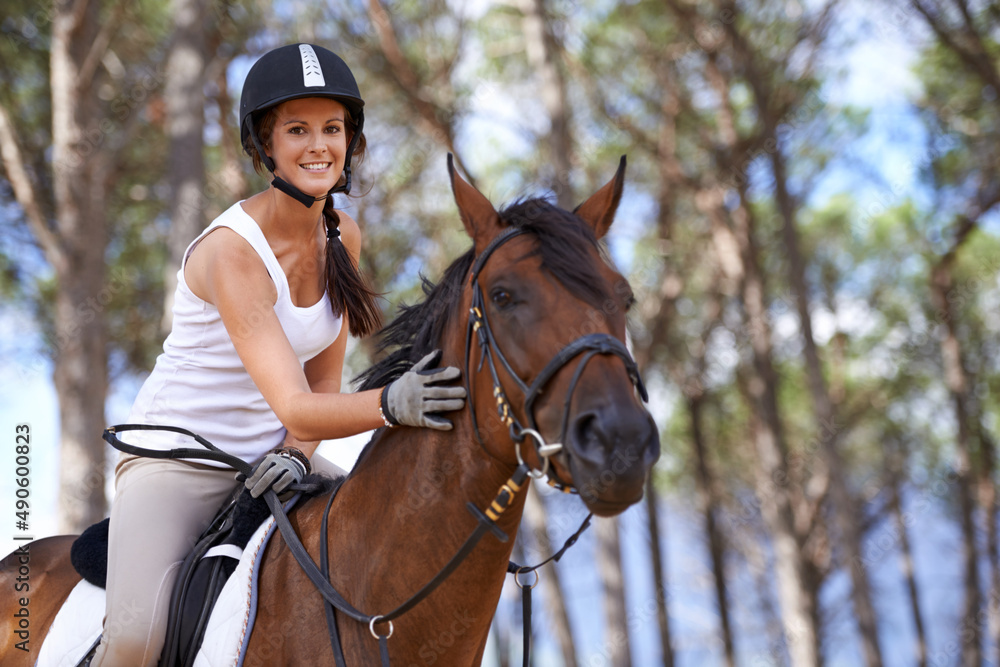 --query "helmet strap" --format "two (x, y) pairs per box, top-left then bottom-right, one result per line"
(271, 175), (327, 208)
(329, 119), (362, 195)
